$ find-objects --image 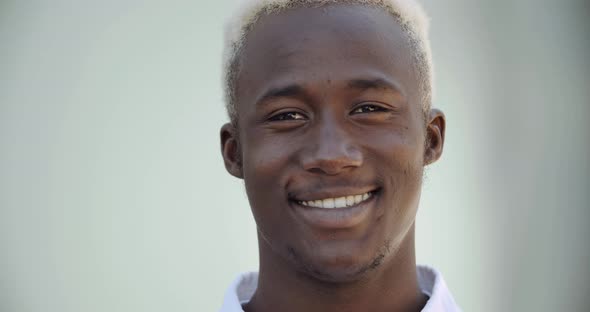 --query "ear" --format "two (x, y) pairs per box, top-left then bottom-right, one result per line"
(423, 108), (446, 166)
(220, 123), (244, 179)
